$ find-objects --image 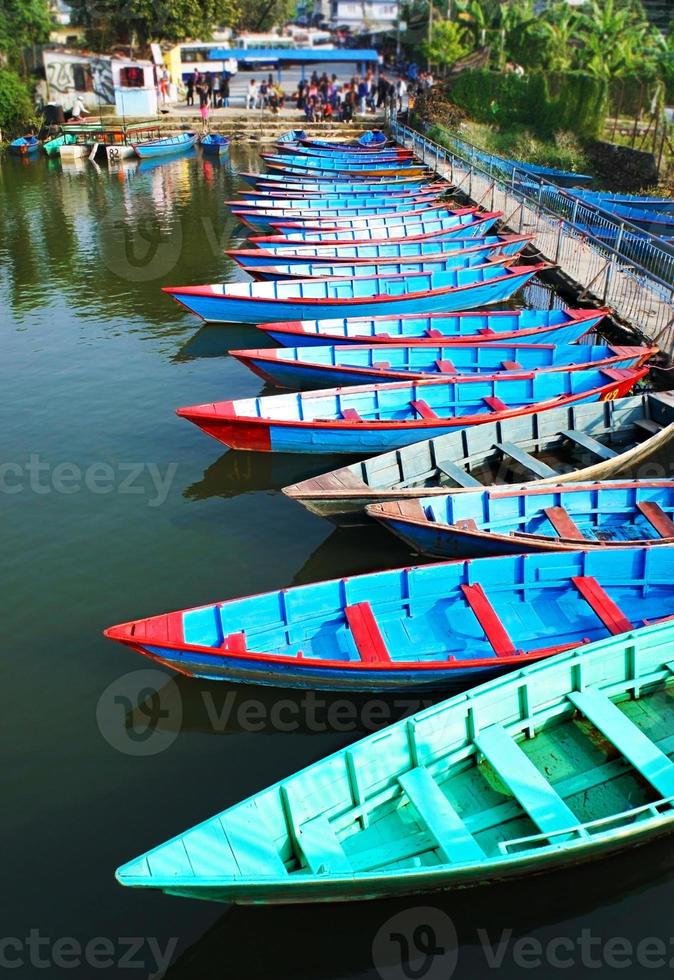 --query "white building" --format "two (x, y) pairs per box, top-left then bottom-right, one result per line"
(330, 0), (399, 32)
